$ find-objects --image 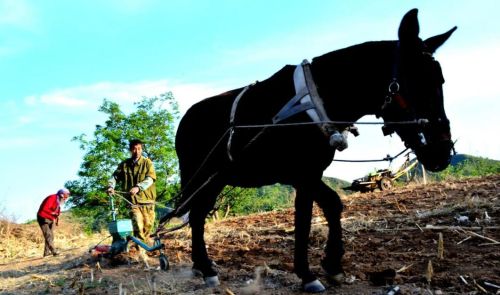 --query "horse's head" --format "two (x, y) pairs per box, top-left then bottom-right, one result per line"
(381, 9), (456, 172)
